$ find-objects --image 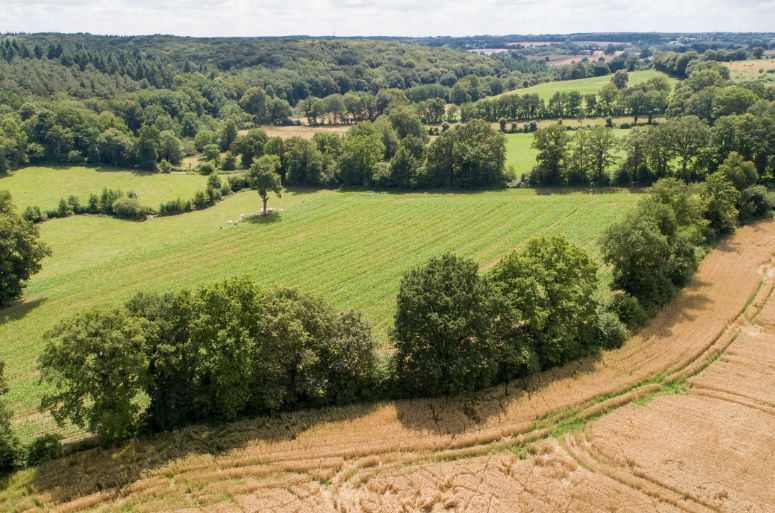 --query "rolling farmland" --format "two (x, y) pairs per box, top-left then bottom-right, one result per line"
(2, 219), (773, 513)
(0, 180), (641, 441)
